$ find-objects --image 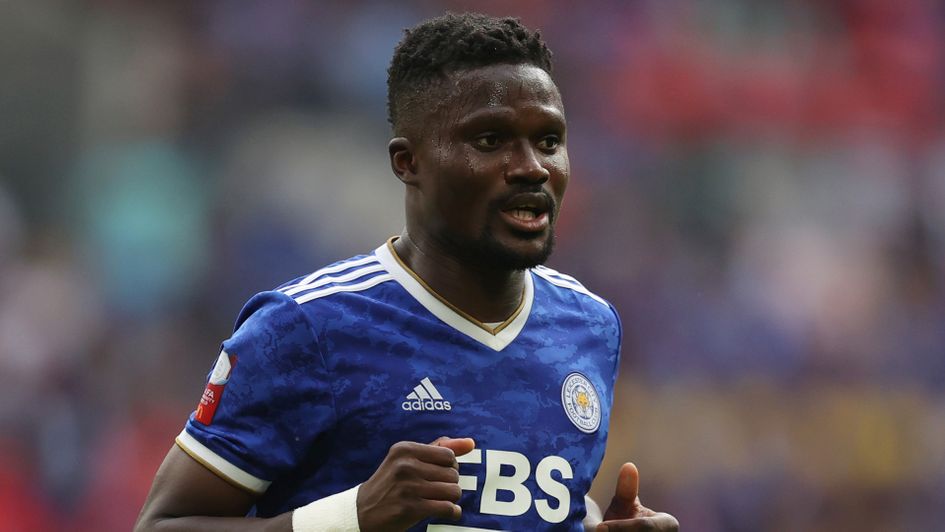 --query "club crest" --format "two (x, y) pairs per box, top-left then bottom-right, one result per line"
(561, 372), (601, 433)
